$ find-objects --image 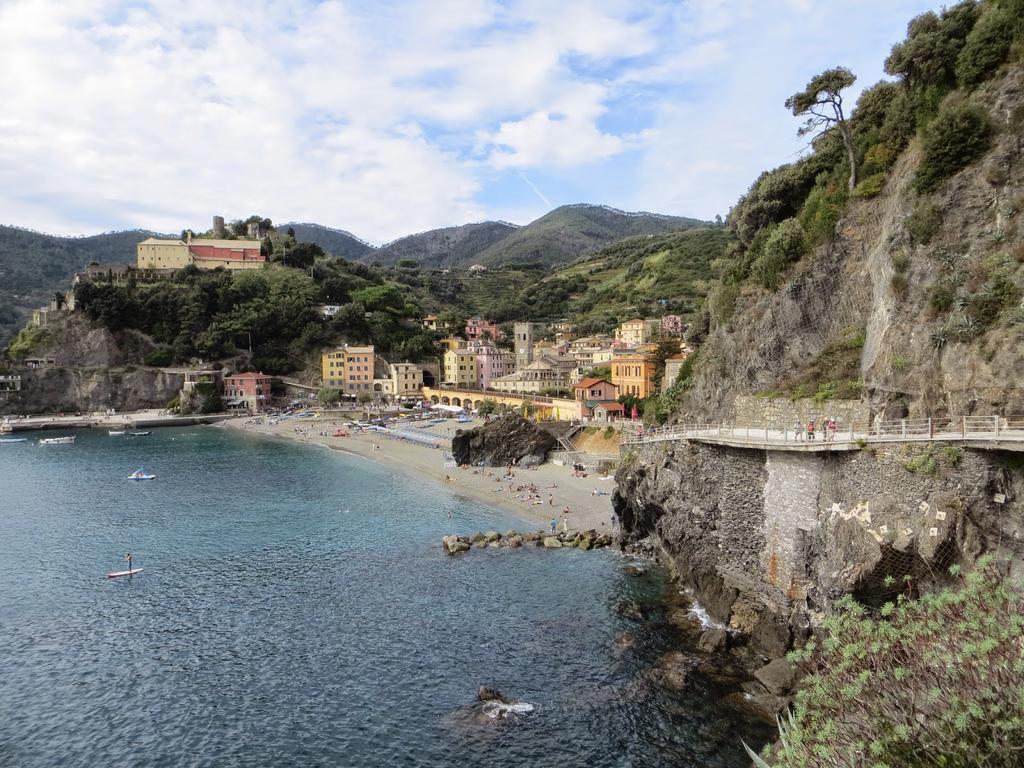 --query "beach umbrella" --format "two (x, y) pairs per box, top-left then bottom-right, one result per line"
(631, 404), (639, 420)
